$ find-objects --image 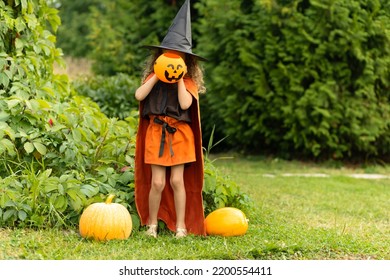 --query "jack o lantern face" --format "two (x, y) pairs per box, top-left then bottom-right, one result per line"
(154, 52), (187, 83)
